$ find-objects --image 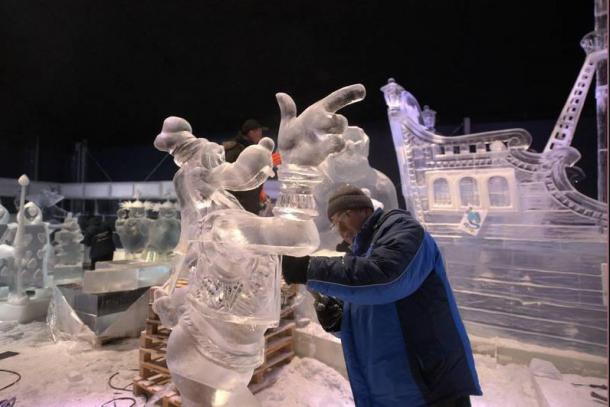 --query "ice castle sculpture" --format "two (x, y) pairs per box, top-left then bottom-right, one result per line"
(381, 31), (608, 356)
(152, 84), (365, 406)
(314, 126), (398, 249)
